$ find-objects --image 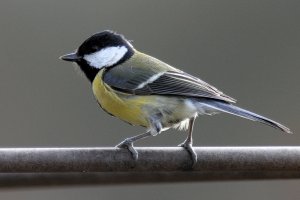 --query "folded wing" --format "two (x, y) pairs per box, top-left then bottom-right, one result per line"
(103, 64), (236, 103)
